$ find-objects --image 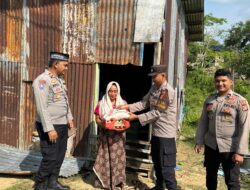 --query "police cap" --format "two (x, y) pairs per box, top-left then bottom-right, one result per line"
(50, 51), (69, 61)
(148, 65), (167, 76)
